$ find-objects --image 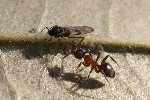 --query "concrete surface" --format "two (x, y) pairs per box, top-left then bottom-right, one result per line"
(0, 0), (149, 100)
